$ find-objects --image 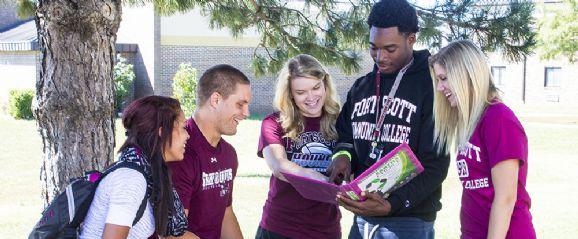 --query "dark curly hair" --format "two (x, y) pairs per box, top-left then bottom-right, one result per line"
(367, 0), (419, 34)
